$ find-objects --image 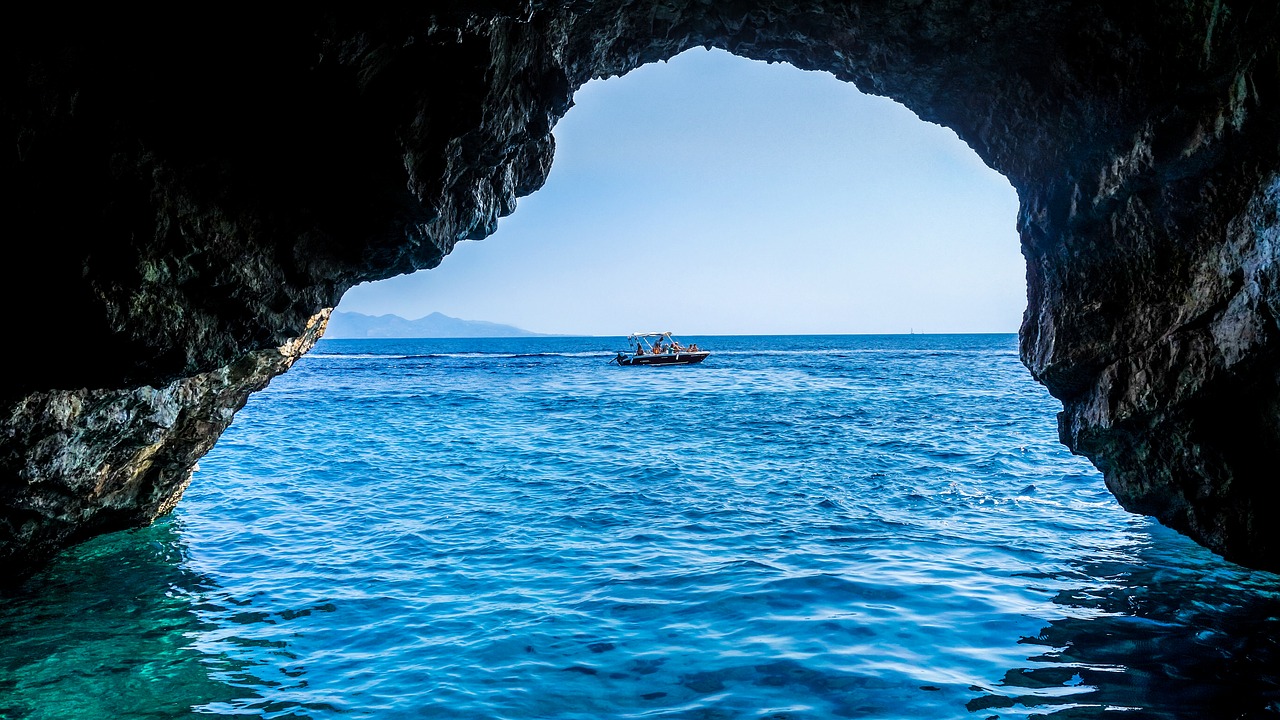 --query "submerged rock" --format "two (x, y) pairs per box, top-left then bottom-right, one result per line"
(2, 2), (1279, 576)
